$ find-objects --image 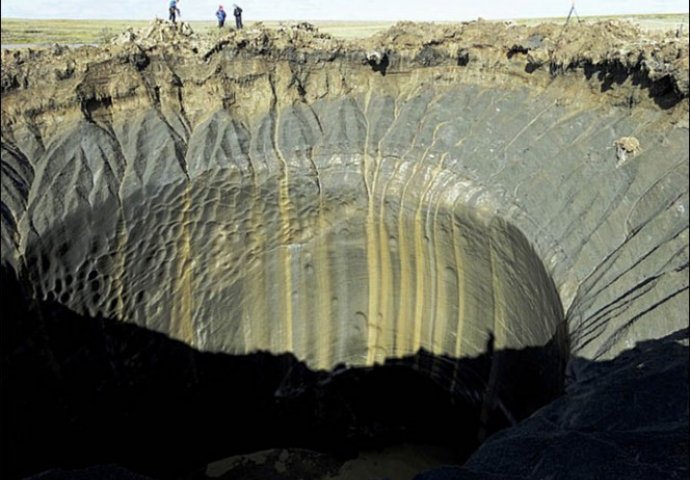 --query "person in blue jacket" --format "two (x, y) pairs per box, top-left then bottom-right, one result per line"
(168, 0), (181, 24)
(216, 5), (227, 28)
